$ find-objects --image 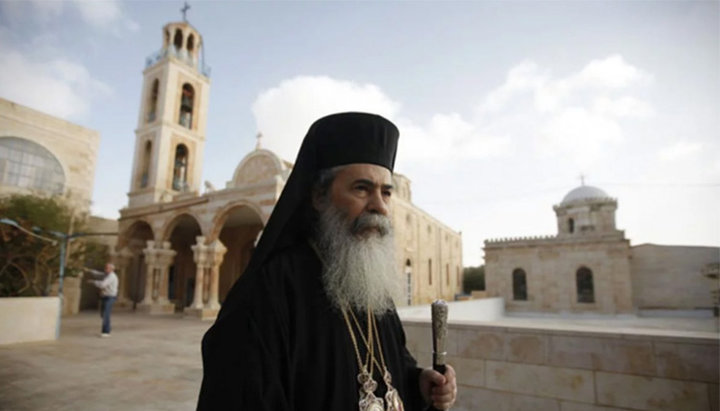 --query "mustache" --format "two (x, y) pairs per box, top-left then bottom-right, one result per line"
(350, 213), (392, 236)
